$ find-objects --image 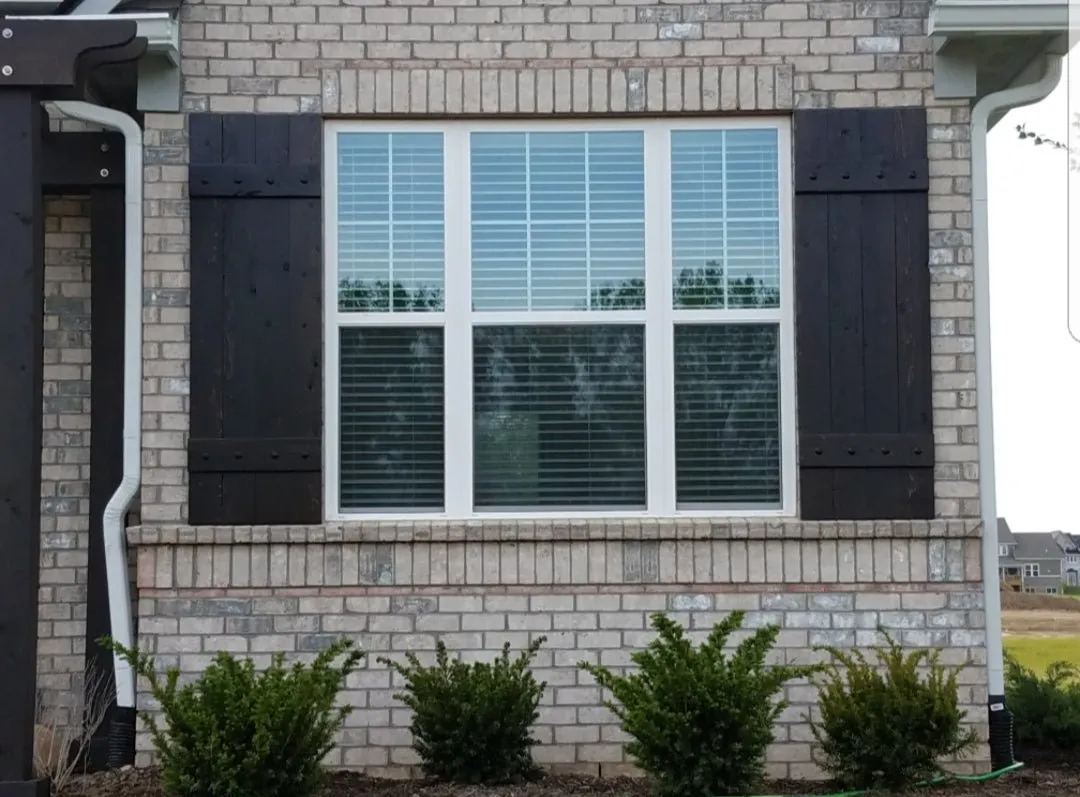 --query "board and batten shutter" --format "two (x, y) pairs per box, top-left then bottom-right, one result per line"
(187, 113), (323, 525)
(793, 108), (934, 520)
